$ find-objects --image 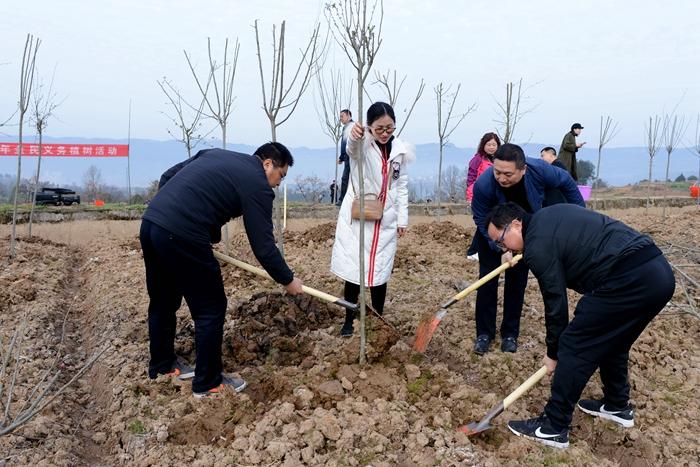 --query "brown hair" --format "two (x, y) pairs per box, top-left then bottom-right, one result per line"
(477, 132), (501, 159)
